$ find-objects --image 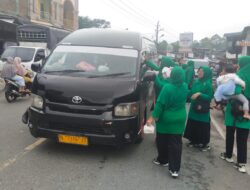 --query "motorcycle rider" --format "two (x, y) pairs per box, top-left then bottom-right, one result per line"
(14, 57), (32, 84)
(0, 57), (26, 92)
